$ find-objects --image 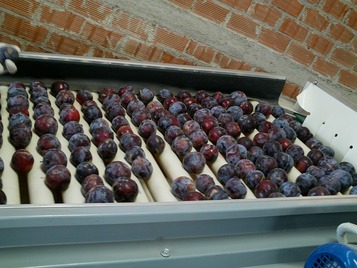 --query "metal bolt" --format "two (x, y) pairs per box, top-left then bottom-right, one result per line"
(160, 248), (170, 258)
(313, 80), (318, 85)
